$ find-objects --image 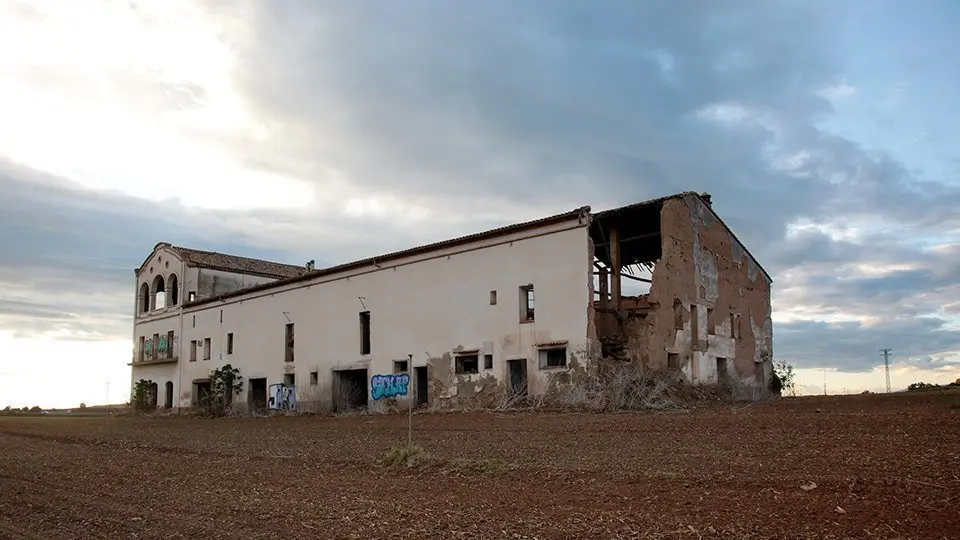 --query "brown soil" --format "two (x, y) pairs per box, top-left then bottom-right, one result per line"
(1, 391), (958, 539)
